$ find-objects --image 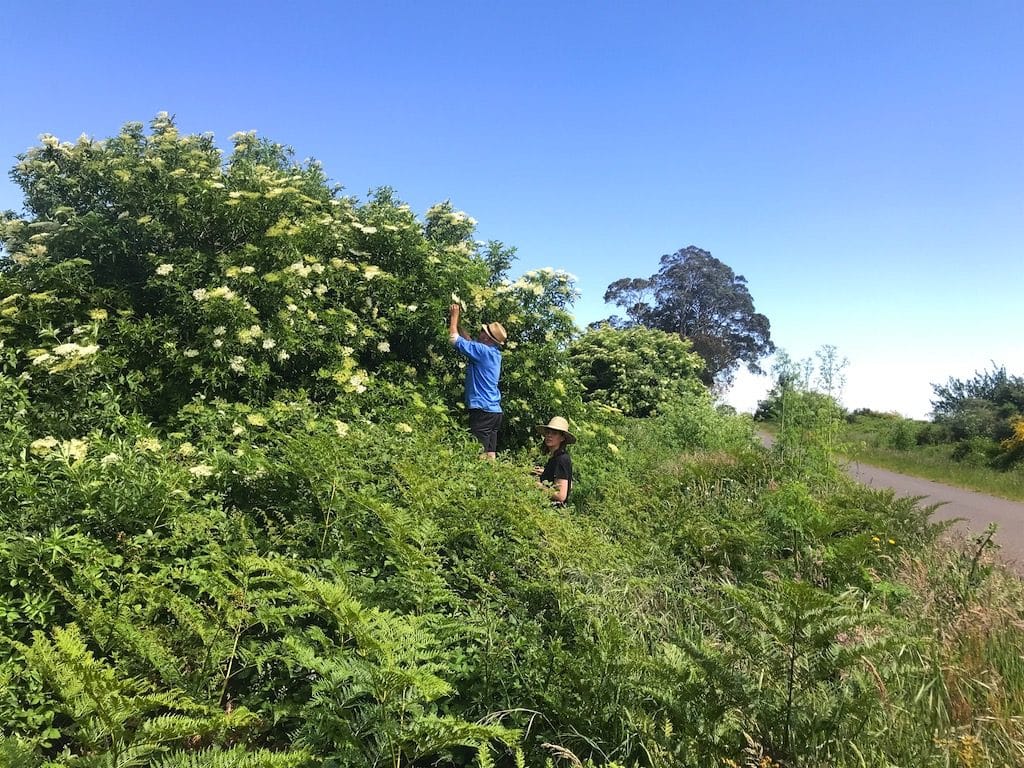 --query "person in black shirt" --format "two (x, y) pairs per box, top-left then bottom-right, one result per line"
(531, 416), (574, 506)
